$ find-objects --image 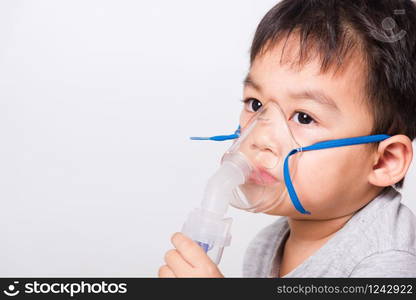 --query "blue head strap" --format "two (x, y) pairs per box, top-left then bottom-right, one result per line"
(191, 127), (390, 215)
